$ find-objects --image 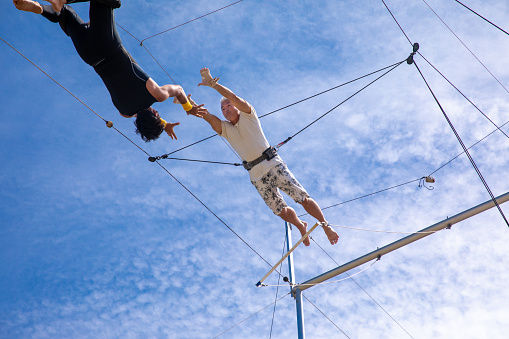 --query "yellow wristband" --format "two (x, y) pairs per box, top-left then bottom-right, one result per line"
(182, 101), (193, 112)
(160, 118), (167, 128)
